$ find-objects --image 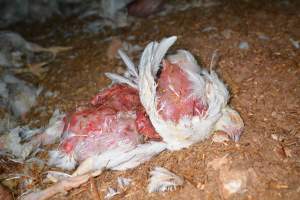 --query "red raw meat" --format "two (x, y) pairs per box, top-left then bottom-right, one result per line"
(157, 60), (208, 122)
(51, 84), (160, 169)
(136, 109), (161, 140)
(90, 84), (140, 110)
